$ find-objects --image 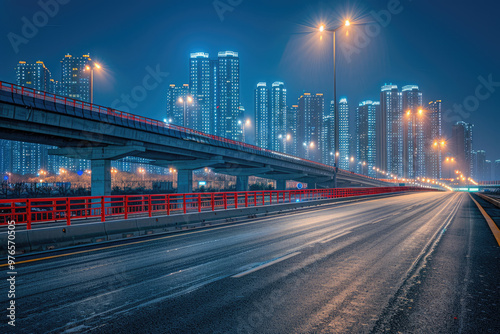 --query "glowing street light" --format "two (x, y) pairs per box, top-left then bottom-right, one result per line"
(319, 18), (353, 180)
(84, 62), (102, 104)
